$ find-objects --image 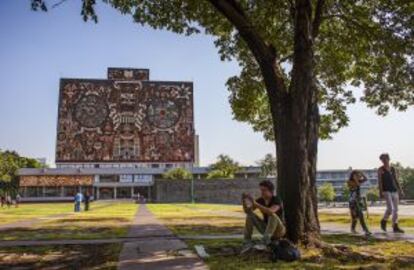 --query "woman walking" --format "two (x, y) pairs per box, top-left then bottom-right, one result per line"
(348, 170), (372, 236)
